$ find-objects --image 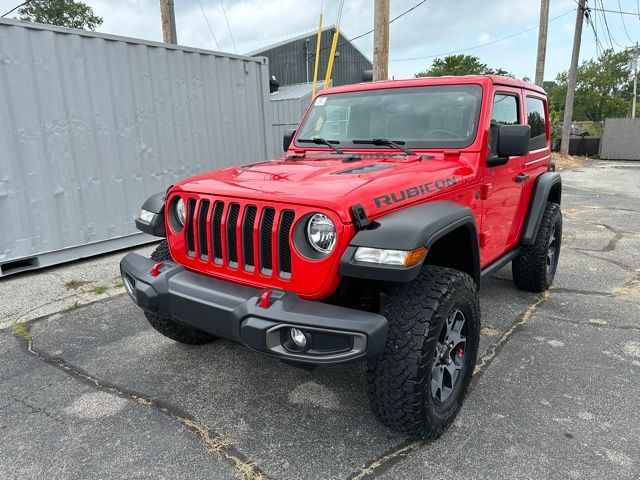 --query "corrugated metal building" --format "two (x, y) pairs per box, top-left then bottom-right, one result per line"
(0, 18), (272, 276)
(245, 25), (372, 87)
(267, 81), (326, 157)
